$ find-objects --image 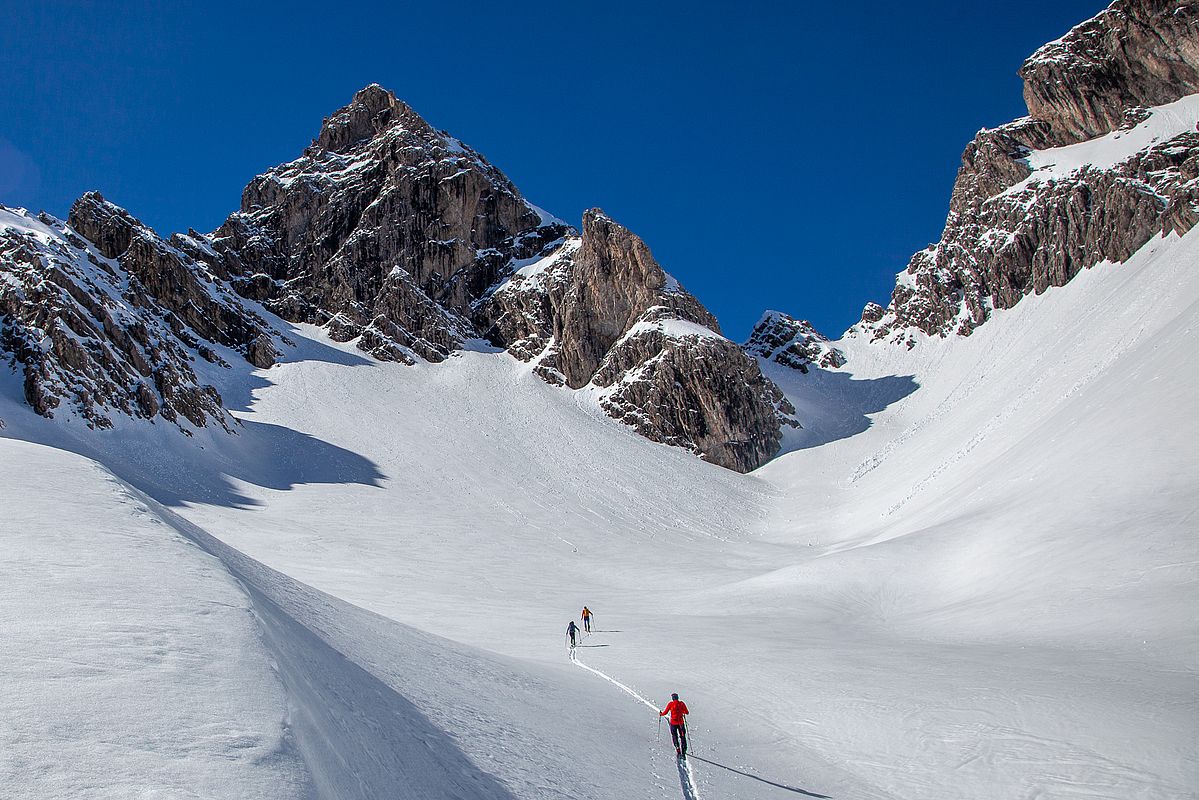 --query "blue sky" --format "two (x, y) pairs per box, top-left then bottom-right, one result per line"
(1, 0), (1106, 339)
